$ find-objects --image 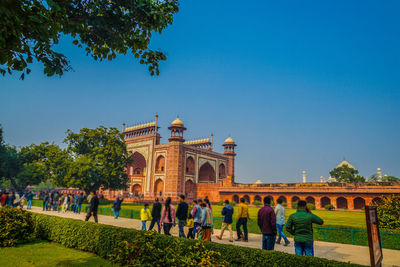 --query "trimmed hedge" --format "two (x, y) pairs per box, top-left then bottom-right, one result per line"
(30, 212), (363, 266)
(0, 207), (35, 247)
